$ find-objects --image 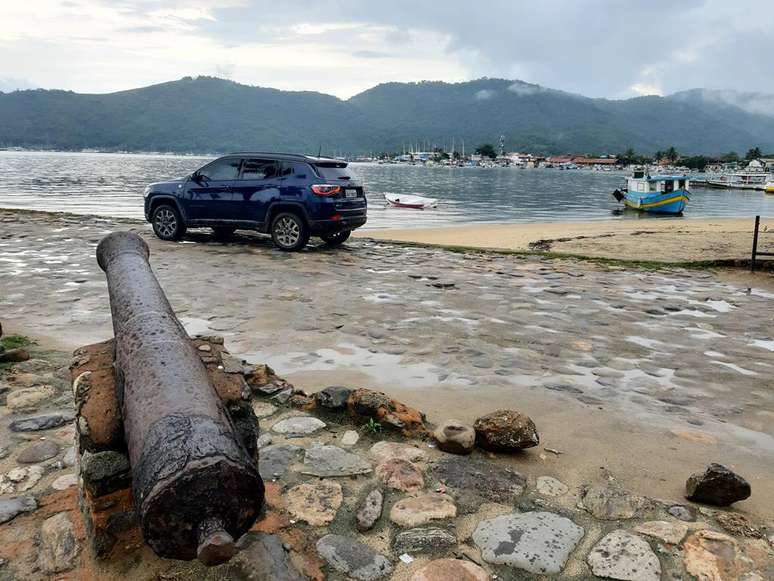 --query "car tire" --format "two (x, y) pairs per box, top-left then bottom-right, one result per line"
(320, 230), (351, 246)
(271, 212), (309, 251)
(151, 204), (186, 241)
(212, 226), (236, 240)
